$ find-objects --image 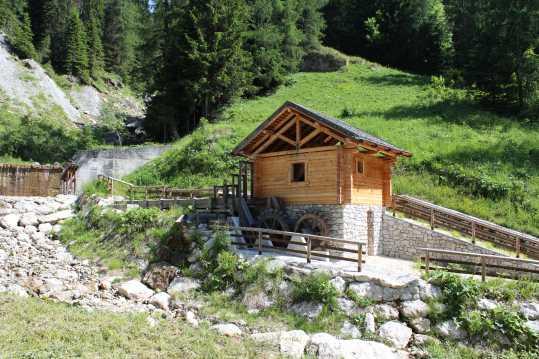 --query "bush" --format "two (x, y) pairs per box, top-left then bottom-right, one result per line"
(461, 307), (538, 350)
(345, 288), (375, 308)
(292, 272), (338, 308)
(429, 271), (480, 319)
